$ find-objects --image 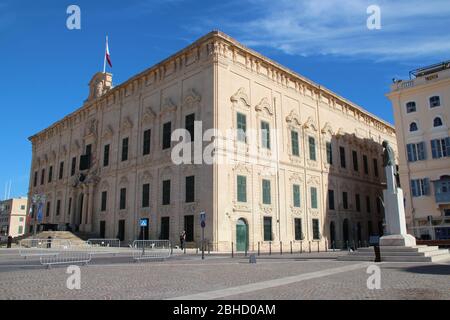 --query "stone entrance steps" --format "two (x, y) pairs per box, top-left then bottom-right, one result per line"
(338, 245), (450, 262)
(20, 231), (87, 247)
